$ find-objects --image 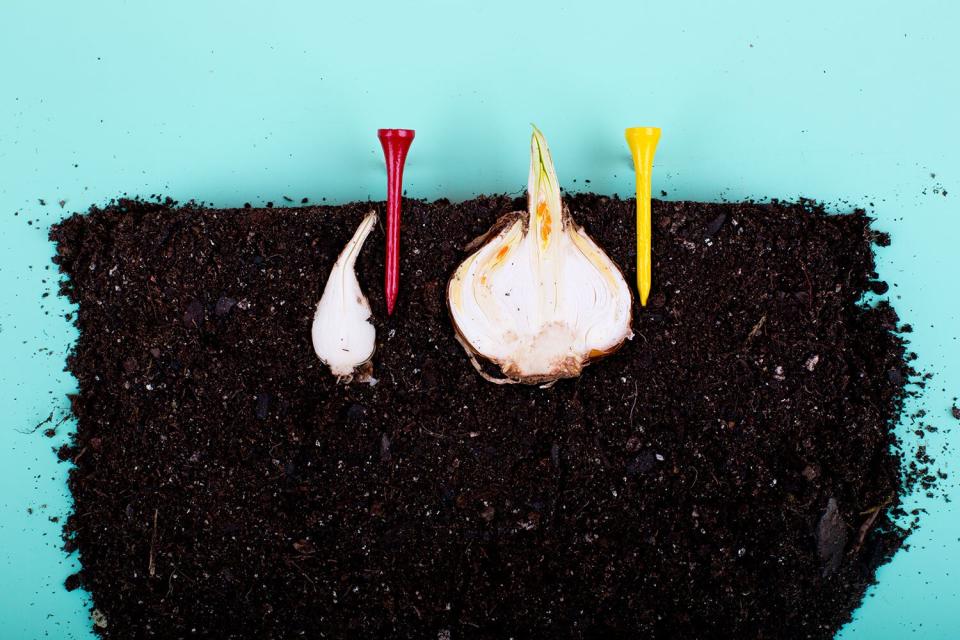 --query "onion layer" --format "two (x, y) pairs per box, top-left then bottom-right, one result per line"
(448, 127), (633, 385)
